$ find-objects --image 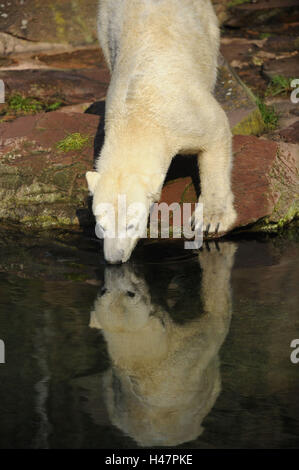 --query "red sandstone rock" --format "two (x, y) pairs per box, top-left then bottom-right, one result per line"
(277, 121), (299, 144)
(0, 67), (109, 107)
(159, 135), (299, 233)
